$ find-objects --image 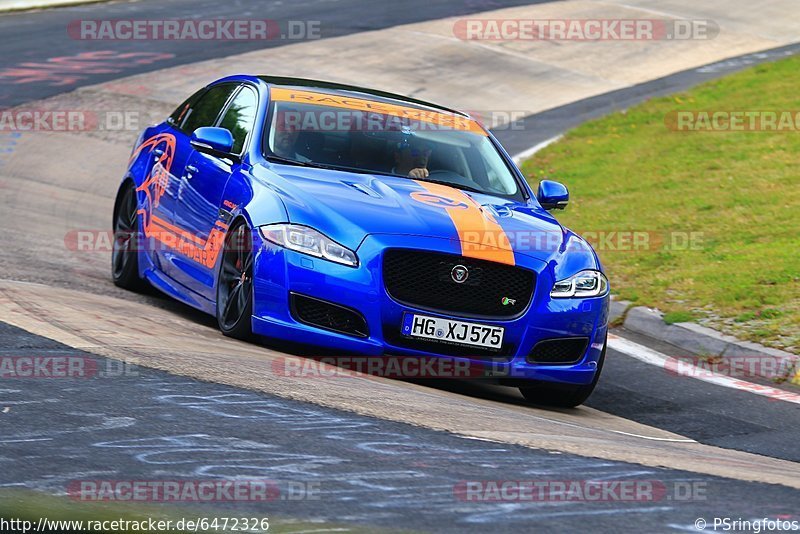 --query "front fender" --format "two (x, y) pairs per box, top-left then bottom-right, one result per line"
(549, 229), (605, 282)
(220, 167), (289, 232)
